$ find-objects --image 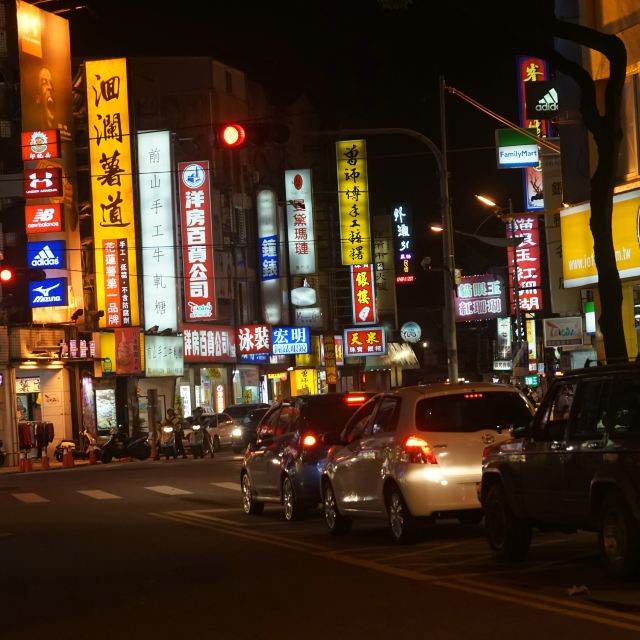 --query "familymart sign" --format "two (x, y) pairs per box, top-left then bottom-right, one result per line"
(495, 128), (539, 168)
